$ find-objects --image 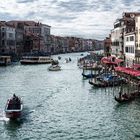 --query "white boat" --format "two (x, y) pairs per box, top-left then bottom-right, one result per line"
(48, 65), (61, 71)
(5, 95), (23, 119)
(20, 56), (53, 65)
